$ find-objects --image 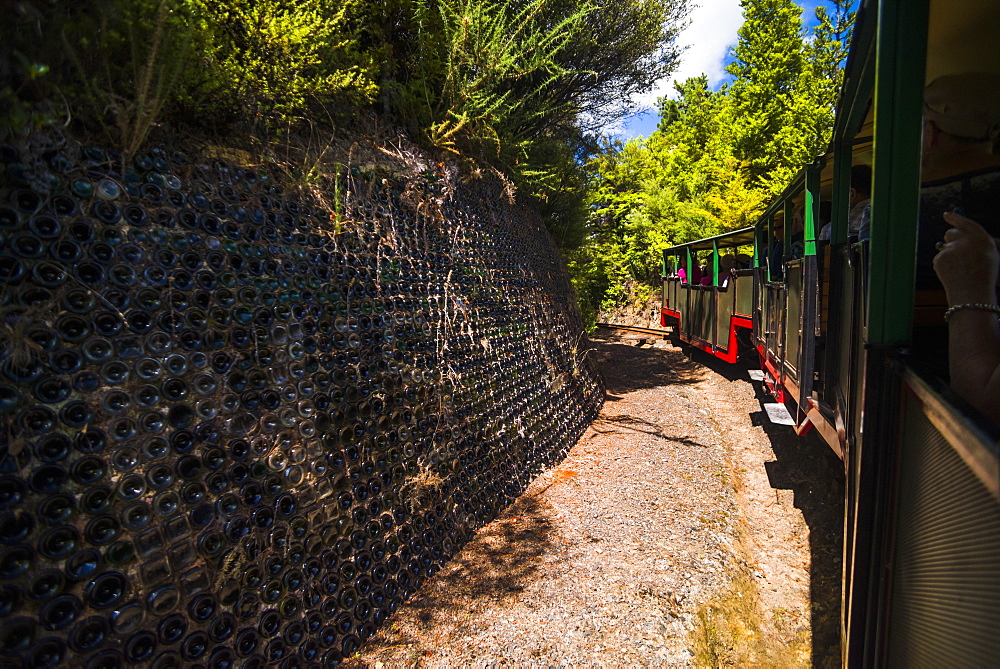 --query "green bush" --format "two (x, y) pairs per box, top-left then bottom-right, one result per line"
(2, 0), (379, 147)
(187, 0), (378, 131)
